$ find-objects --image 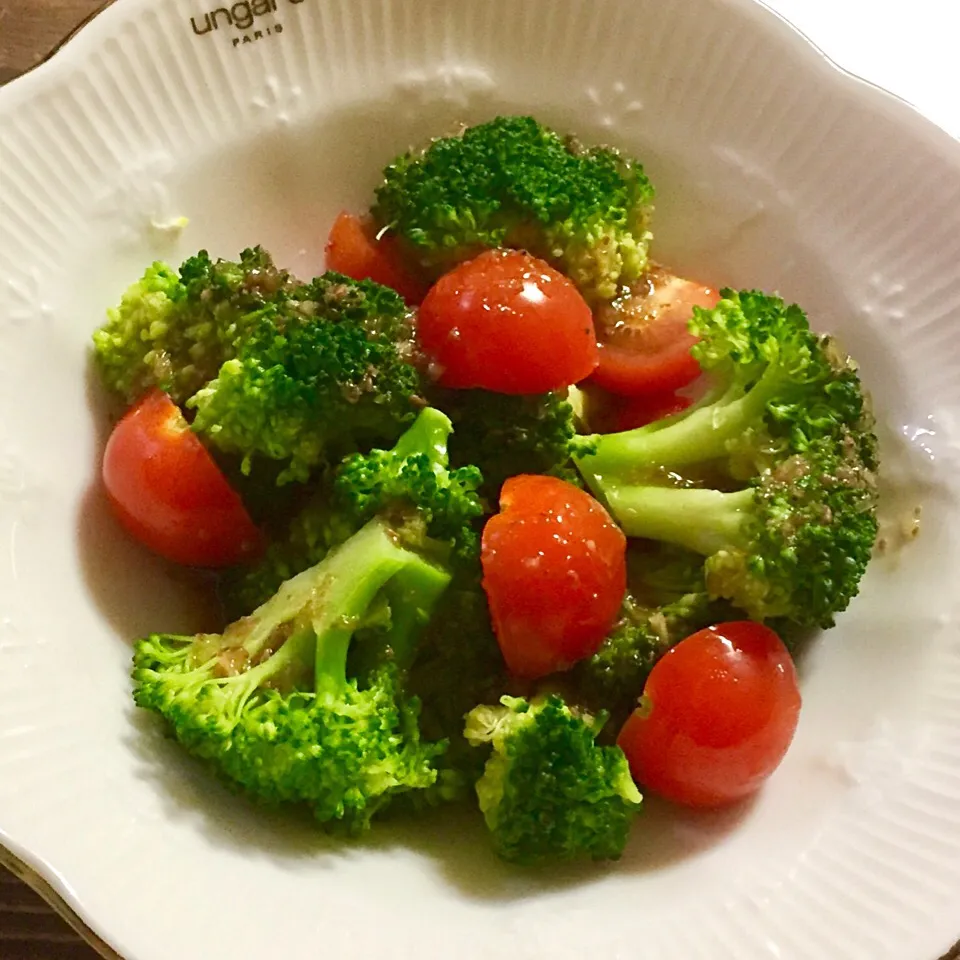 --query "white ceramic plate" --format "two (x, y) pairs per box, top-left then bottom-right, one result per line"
(1, 1), (959, 958)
